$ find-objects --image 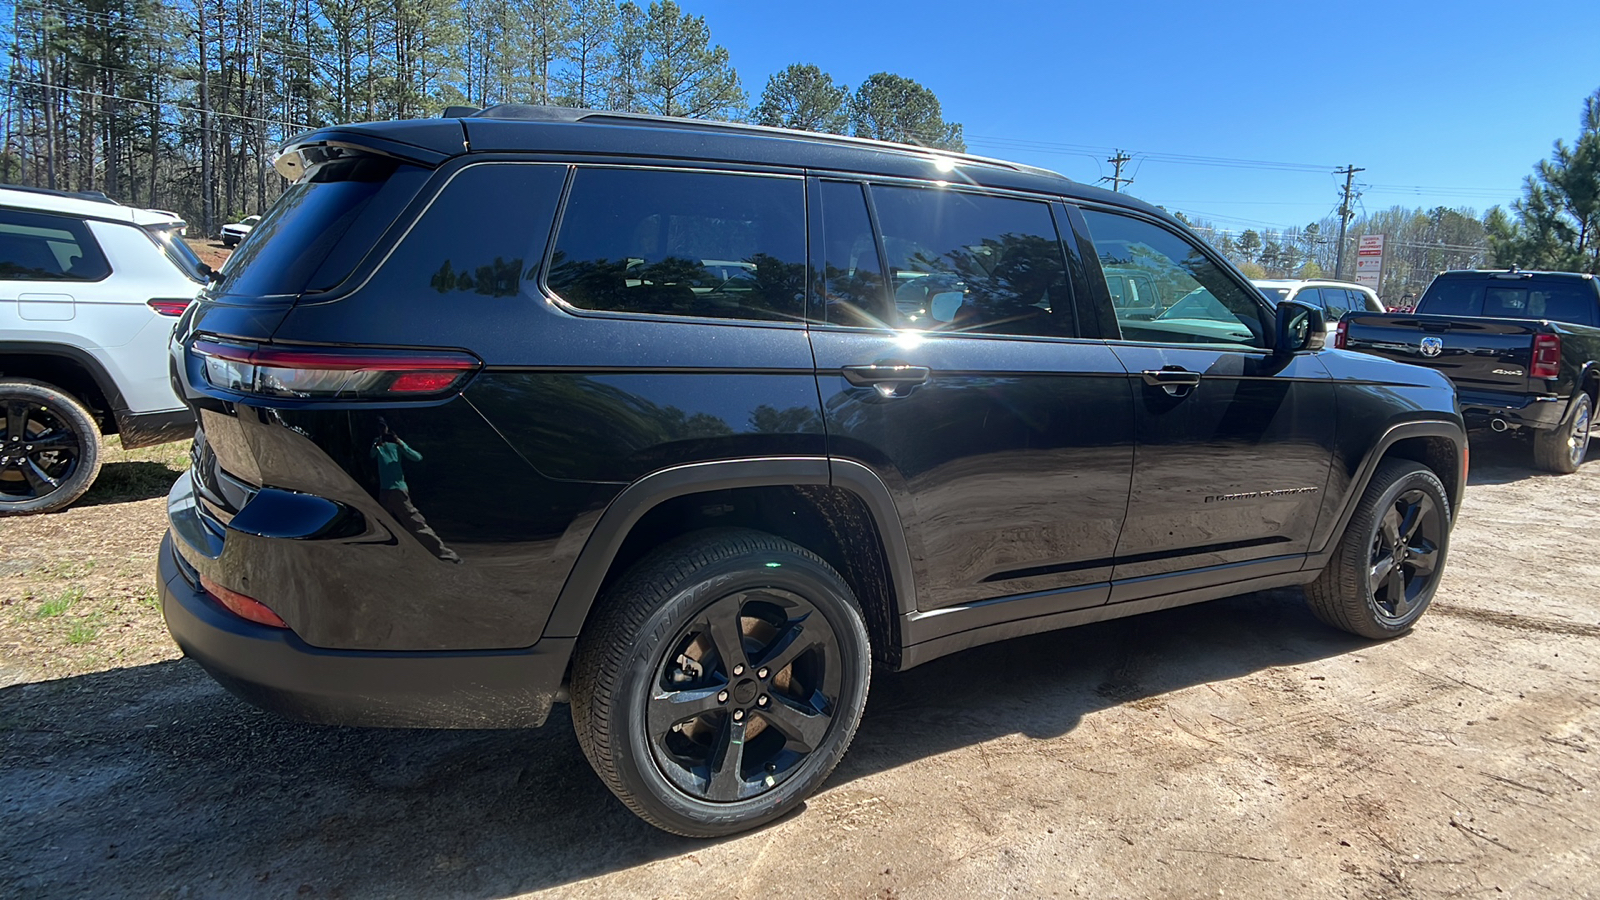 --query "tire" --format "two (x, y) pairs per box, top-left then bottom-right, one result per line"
(222, 236), (237, 248)
(1532, 392), (1592, 474)
(0, 378), (103, 516)
(569, 527), (872, 837)
(1306, 459), (1451, 640)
